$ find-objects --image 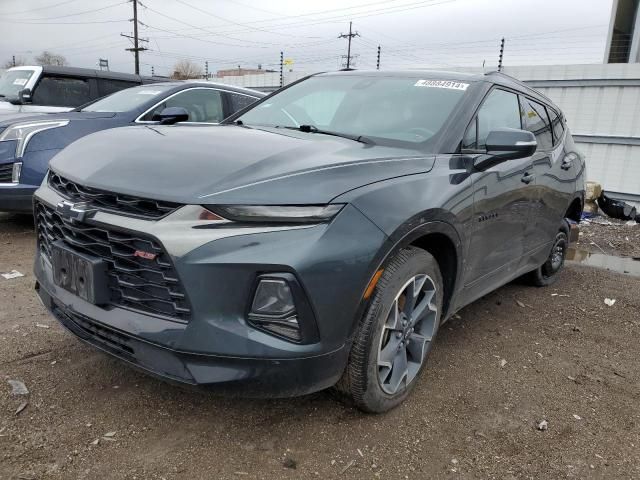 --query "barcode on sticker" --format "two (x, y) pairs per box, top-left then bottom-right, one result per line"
(414, 80), (469, 90)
